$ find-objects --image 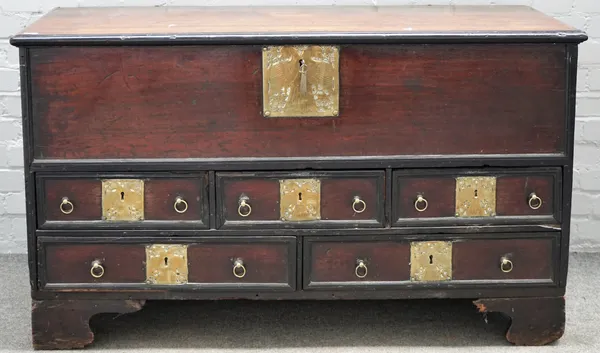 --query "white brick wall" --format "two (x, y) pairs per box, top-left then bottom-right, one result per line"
(0, 0), (598, 253)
